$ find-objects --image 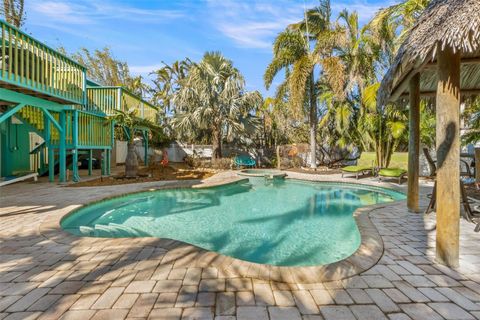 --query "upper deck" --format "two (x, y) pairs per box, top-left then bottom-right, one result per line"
(86, 86), (157, 122)
(0, 20), (86, 105)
